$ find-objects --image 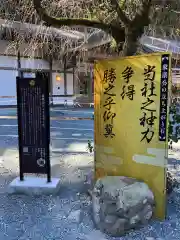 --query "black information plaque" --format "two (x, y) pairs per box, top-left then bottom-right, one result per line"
(159, 54), (170, 142)
(16, 76), (51, 181)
